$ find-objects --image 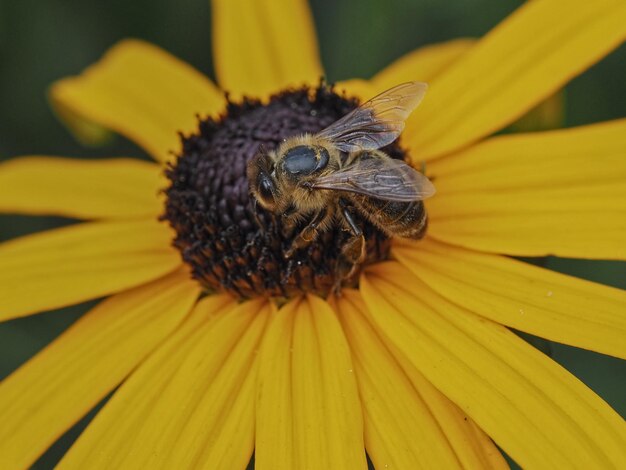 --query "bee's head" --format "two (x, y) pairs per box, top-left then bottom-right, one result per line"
(247, 150), (279, 212)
